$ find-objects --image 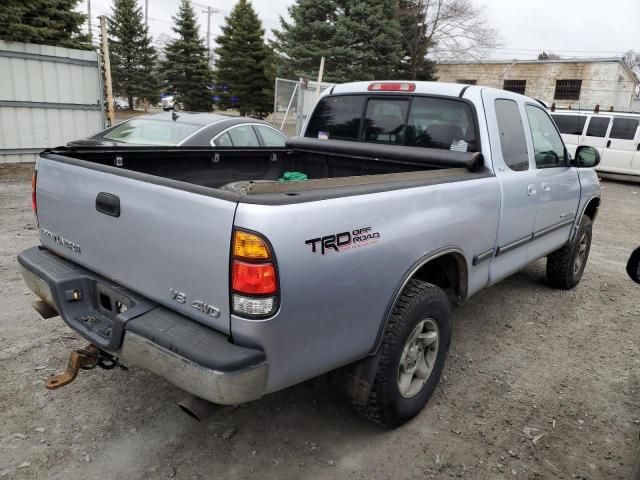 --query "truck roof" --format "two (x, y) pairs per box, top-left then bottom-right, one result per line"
(327, 80), (532, 102)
